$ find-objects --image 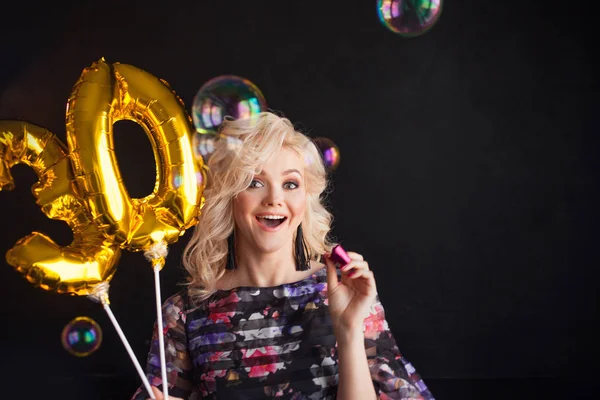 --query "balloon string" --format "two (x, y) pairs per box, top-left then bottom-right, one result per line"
(102, 303), (156, 400)
(153, 263), (169, 400)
